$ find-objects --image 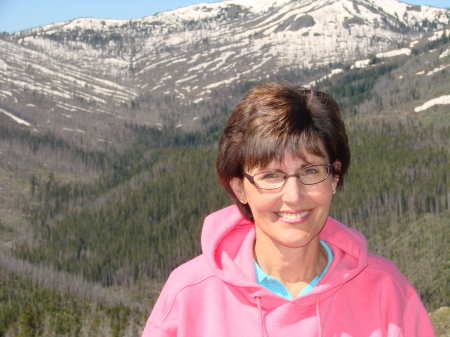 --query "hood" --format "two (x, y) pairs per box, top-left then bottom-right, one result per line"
(201, 205), (368, 310)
